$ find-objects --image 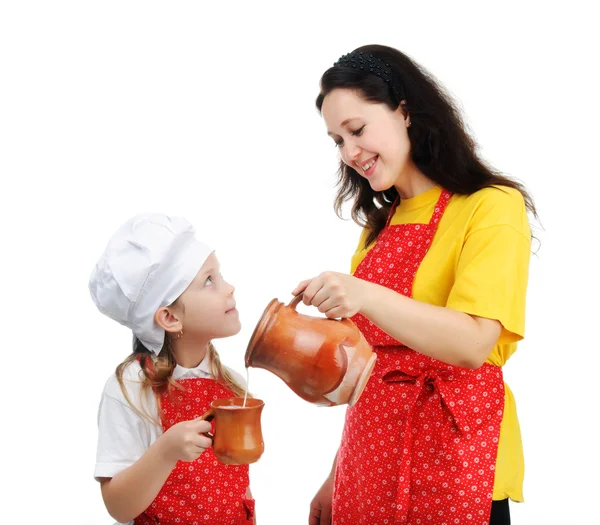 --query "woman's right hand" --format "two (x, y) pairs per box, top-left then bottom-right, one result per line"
(309, 474), (334, 525)
(160, 418), (213, 462)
